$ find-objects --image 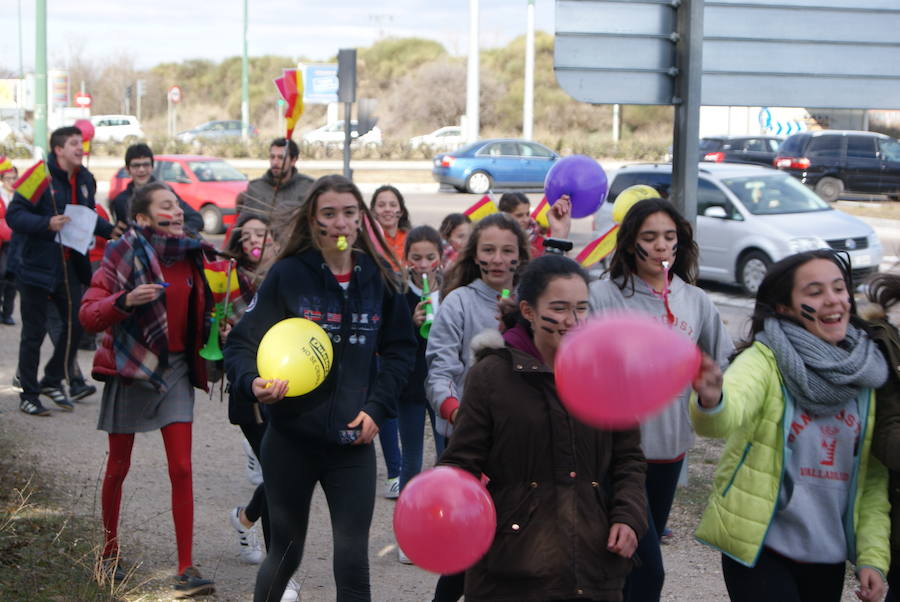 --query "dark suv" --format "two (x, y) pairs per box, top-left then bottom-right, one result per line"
(774, 130), (900, 202)
(700, 136), (784, 167)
